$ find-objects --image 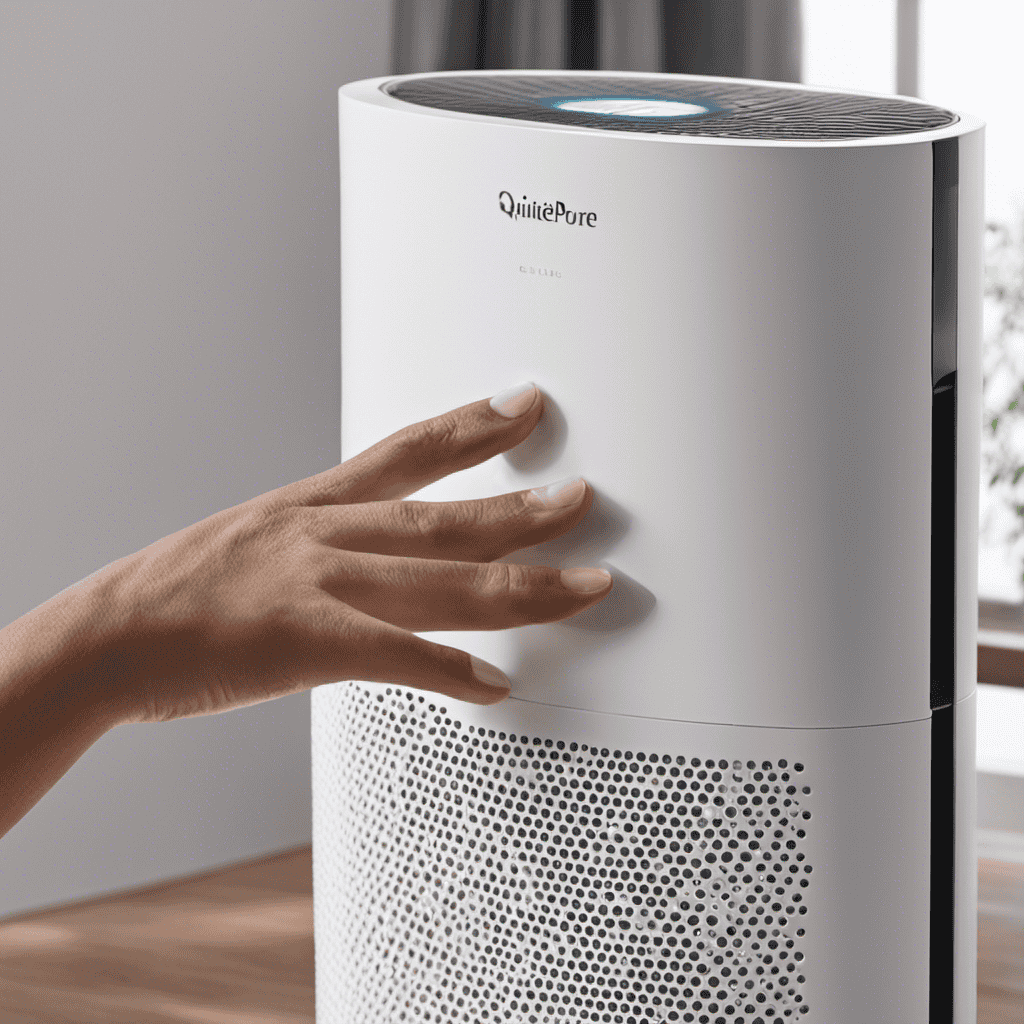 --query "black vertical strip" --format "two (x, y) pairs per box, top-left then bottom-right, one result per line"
(929, 704), (956, 1023)
(565, 0), (599, 70)
(930, 370), (956, 712)
(930, 135), (958, 710)
(474, 1), (488, 70)
(929, 136), (958, 1024)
